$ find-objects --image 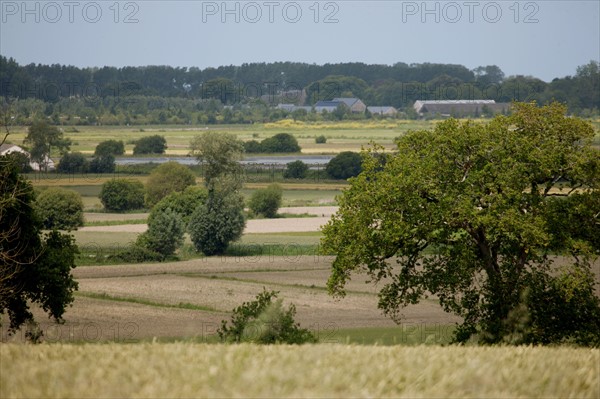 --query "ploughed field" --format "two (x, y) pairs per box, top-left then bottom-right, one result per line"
(2, 257), (459, 343)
